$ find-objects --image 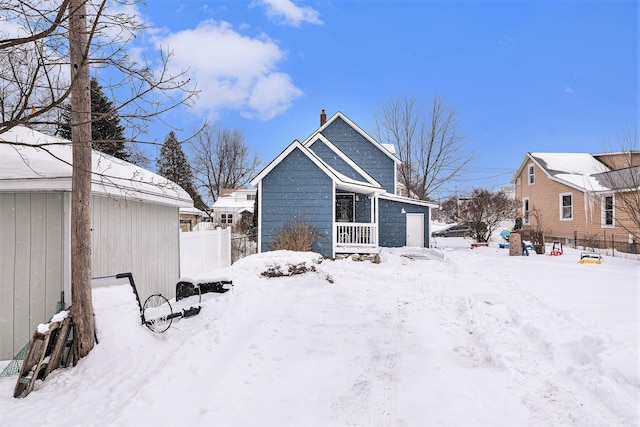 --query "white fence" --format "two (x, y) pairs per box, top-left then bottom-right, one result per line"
(180, 228), (231, 278)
